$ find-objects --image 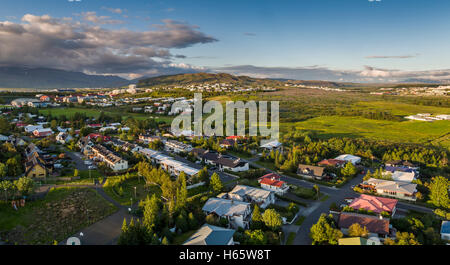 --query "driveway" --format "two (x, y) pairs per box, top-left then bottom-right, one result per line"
(65, 151), (89, 171)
